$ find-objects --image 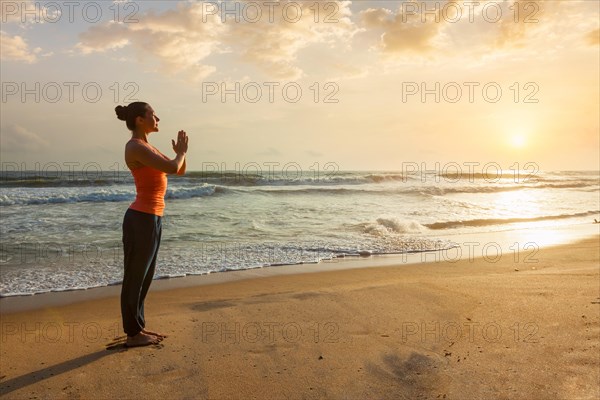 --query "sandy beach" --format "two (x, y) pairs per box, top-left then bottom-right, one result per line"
(1, 234), (598, 400)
